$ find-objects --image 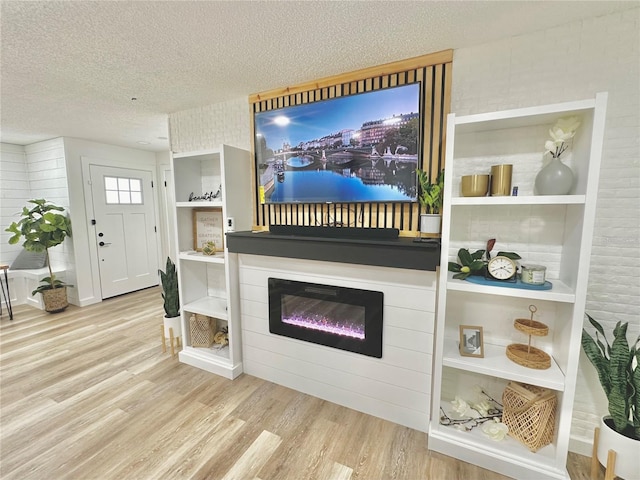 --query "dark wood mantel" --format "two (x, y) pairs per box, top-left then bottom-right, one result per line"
(226, 231), (440, 271)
